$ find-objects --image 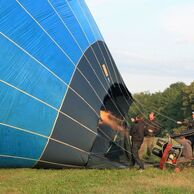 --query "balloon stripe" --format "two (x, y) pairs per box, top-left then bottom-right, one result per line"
(0, 154), (84, 168)
(0, 0), (133, 168)
(0, 1), (75, 84)
(0, 125), (48, 164)
(0, 81), (57, 136)
(0, 80), (98, 136)
(0, 34), (67, 109)
(79, 0), (104, 41)
(19, 0), (83, 64)
(0, 122), (89, 154)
